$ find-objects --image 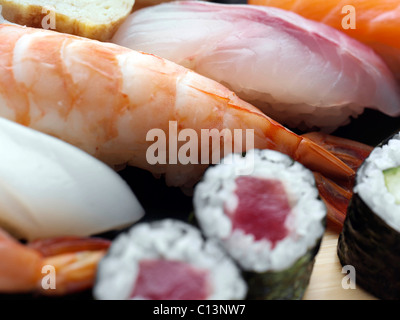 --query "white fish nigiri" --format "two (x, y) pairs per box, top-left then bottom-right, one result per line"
(0, 117), (144, 241)
(112, 1), (400, 131)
